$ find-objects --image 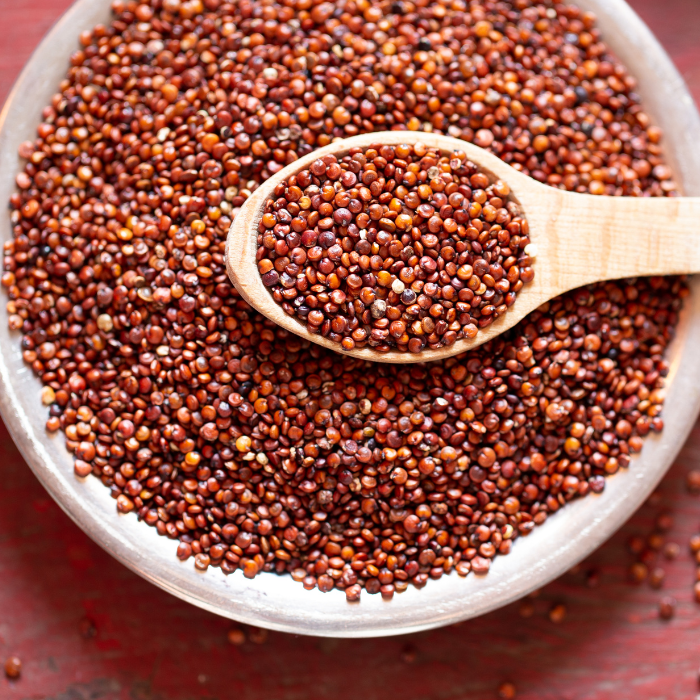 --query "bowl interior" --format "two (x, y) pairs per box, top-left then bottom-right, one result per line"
(1, 0), (699, 638)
